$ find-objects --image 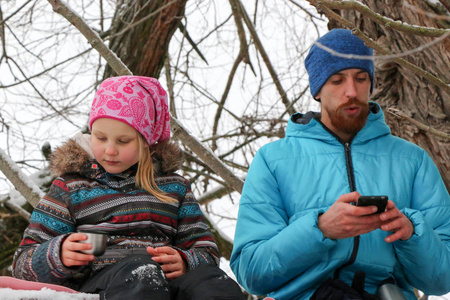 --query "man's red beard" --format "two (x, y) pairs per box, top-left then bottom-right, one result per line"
(326, 98), (369, 137)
